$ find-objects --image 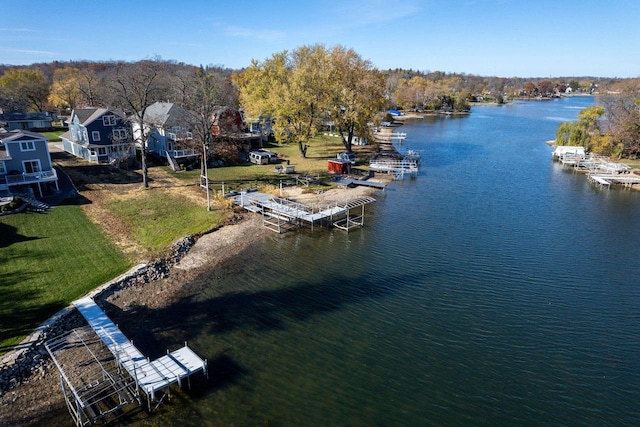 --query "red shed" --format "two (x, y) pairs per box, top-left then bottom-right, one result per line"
(328, 159), (351, 174)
